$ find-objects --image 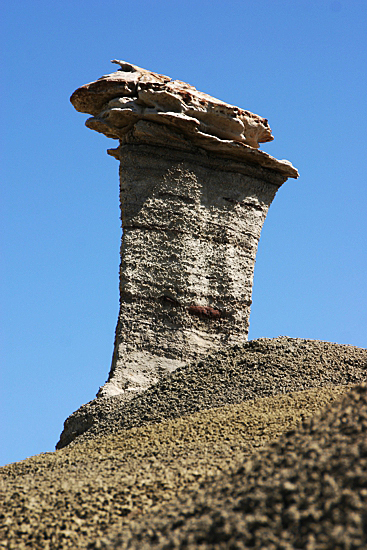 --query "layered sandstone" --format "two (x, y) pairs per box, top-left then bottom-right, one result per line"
(69, 60), (298, 398)
(71, 60), (298, 176)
